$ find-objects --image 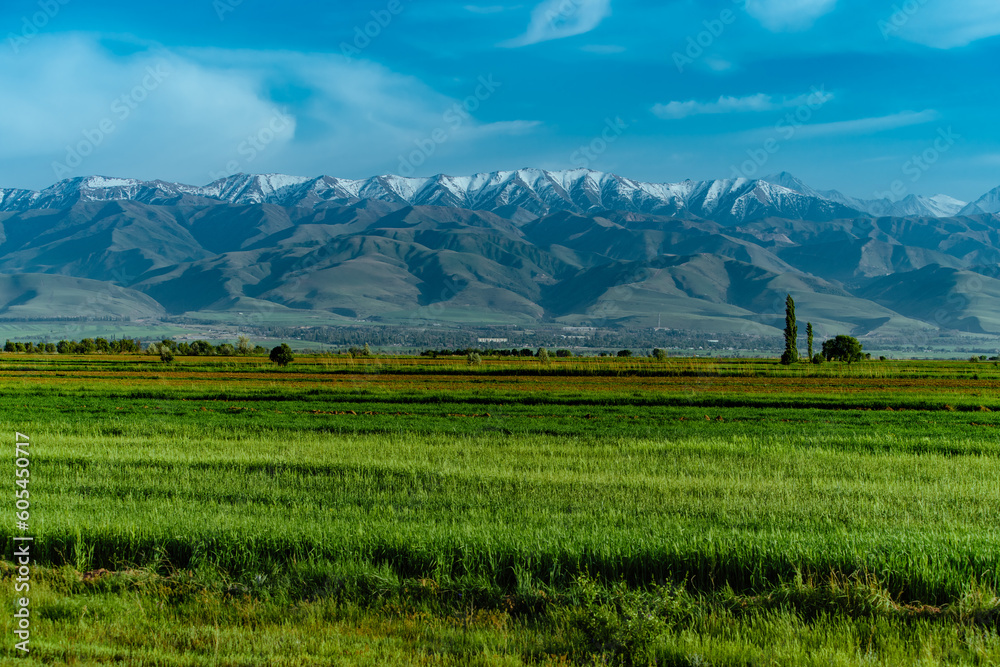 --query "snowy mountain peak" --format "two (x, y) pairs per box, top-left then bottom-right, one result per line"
(1, 170), (995, 225)
(762, 173), (970, 218)
(960, 186), (1000, 216)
